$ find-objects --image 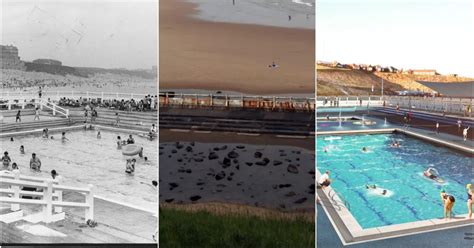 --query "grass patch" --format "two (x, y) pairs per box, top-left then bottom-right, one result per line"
(160, 208), (315, 248)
